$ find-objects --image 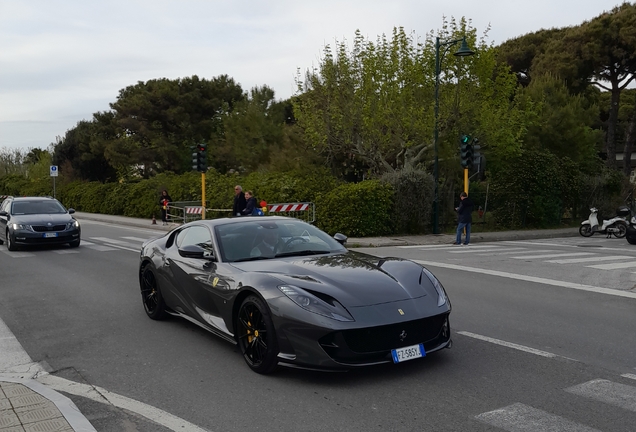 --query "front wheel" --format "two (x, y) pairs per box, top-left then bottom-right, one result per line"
(69, 239), (80, 248)
(627, 233), (636, 245)
(6, 230), (18, 251)
(579, 224), (593, 237)
(613, 222), (627, 238)
(236, 295), (279, 374)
